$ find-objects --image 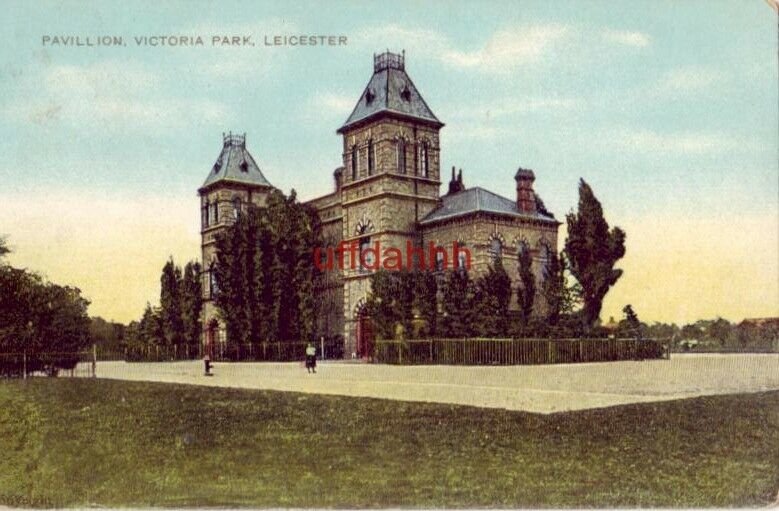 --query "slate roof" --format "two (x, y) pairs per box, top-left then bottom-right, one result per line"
(200, 133), (273, 191)
(338, 52), (443, 133)
(420, 187), (557, 225)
